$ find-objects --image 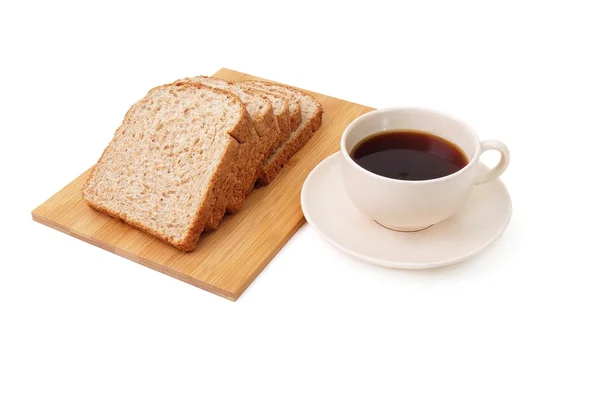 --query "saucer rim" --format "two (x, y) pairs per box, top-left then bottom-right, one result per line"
(300, 152), (512, 269)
